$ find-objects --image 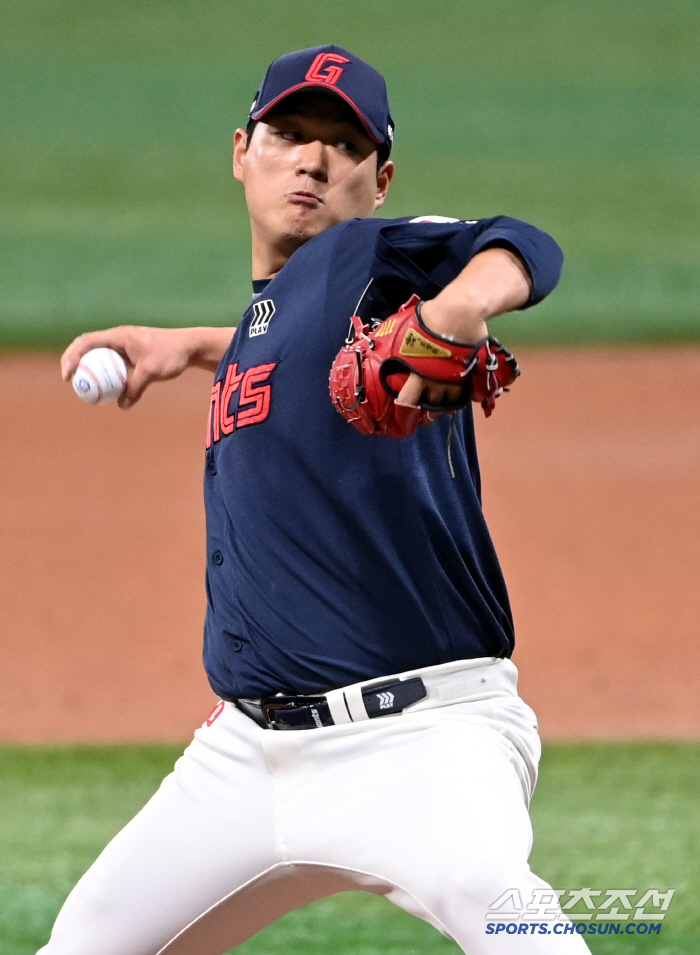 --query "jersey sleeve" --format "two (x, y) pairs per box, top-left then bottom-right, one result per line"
(369, 215), (563, 311)
(467, 215), (563, 308)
